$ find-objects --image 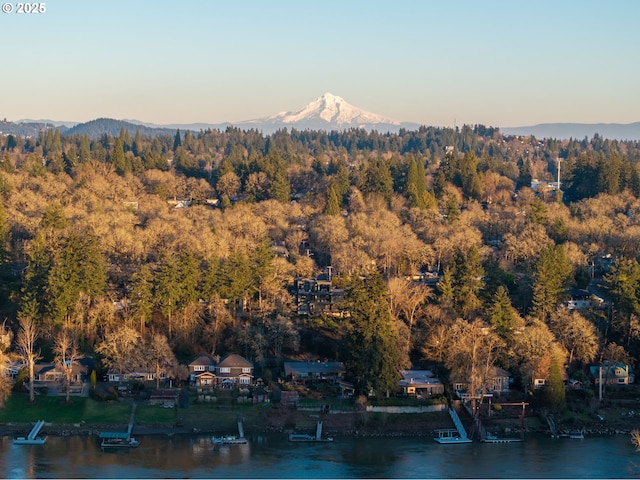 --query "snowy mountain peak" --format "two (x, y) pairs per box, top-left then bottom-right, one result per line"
(278, 93), (400, 126)
(240, 93), (403, 132)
